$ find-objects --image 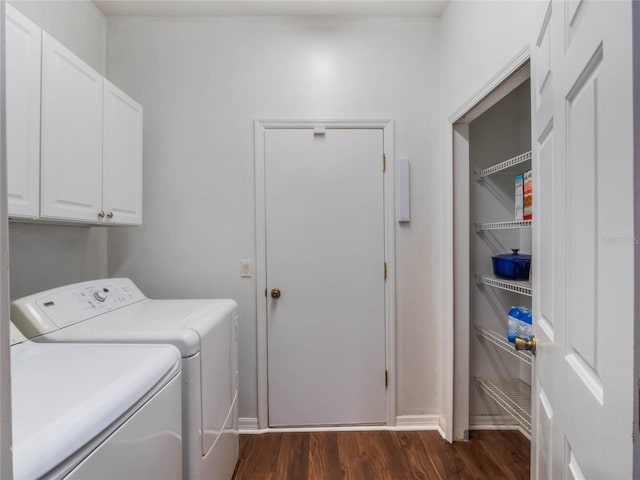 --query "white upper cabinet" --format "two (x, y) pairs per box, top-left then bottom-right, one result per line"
(40, 32), (104, 223)
(6, 5), (41, 219)
(102, 81), (143, 225)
